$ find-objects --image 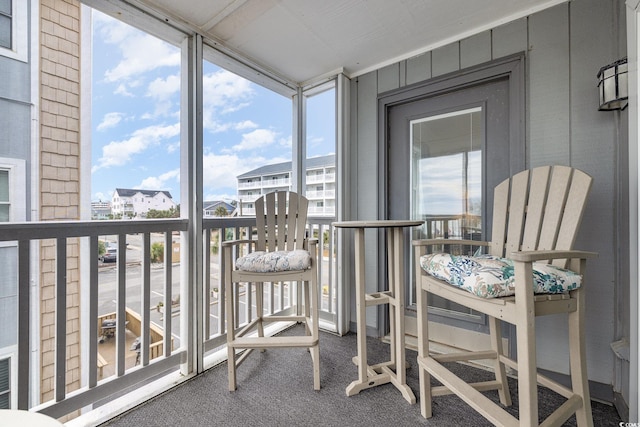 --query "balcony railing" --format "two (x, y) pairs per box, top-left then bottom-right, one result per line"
(0, 215), (337, 422)
(237, 181), (262, 189)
